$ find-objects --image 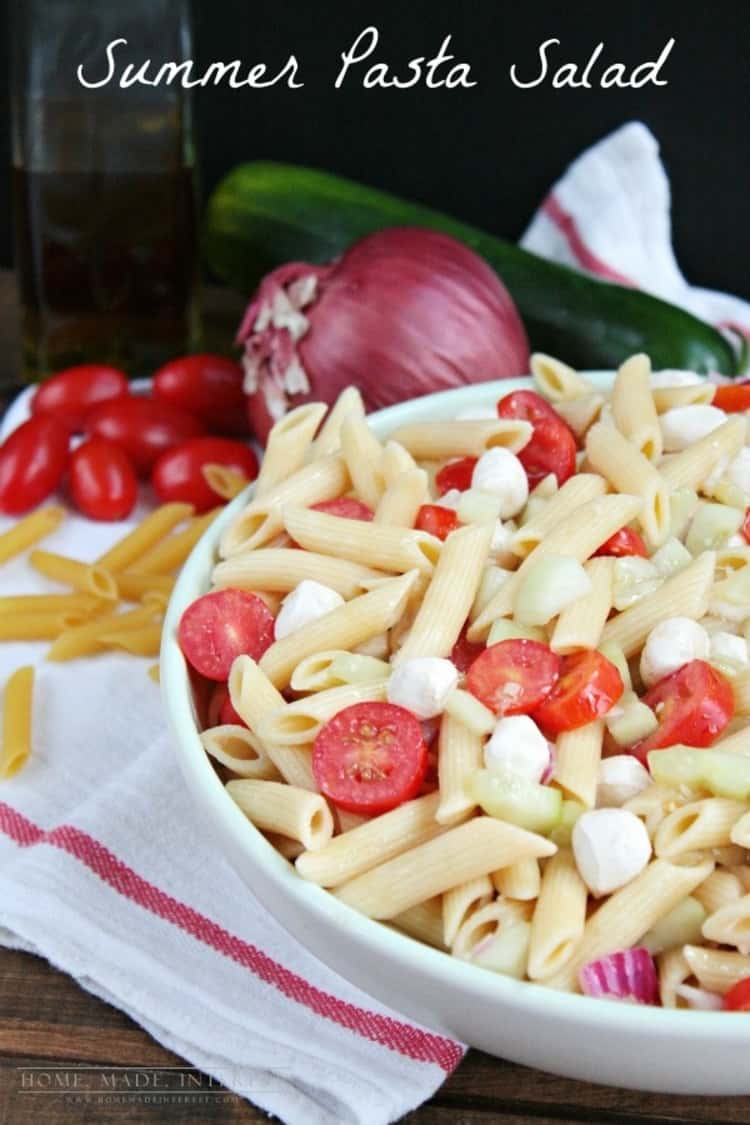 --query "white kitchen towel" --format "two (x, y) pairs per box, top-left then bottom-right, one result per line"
(522, 119), (750, 341)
